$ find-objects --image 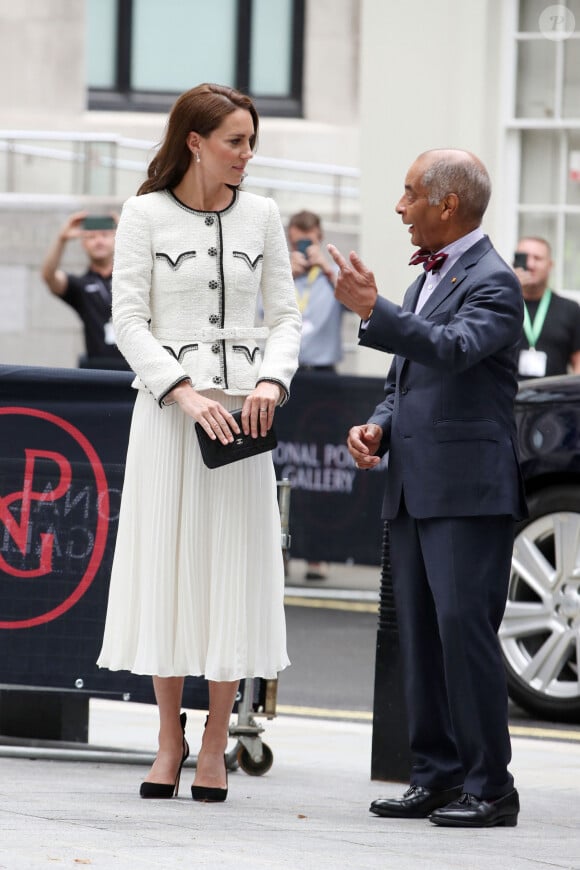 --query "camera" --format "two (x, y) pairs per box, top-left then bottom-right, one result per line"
(513, 251), (528, 270)
(296, 239), (312, 256)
